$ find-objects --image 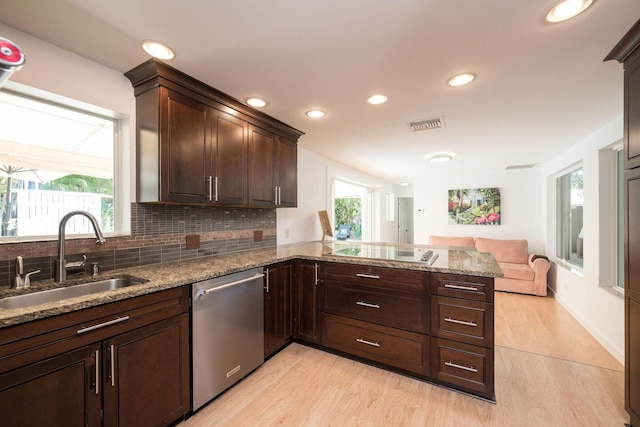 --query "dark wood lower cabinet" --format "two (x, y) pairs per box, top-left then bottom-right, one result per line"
(0, 344), (101, 427)
(305, 261), (495, 401)
(264, 262), (294, 358)
(103, 314), (190, 427)
(0, 286), (191, 427)
(294, 260), (320, 343)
